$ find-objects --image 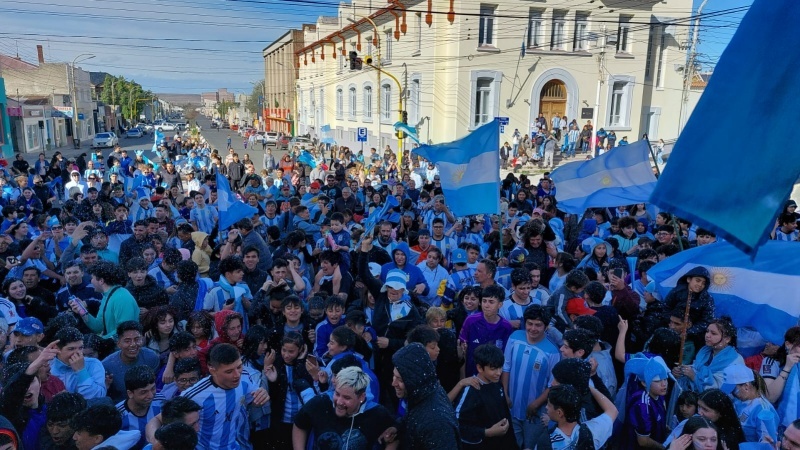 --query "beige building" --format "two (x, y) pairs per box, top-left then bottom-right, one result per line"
(295, 0), (695, 153)
(263, 29), (307, 135)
